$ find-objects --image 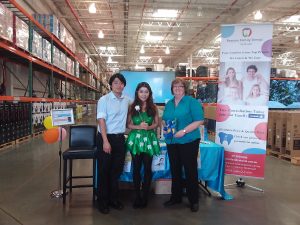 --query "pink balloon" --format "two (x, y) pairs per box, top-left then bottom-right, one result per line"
(57, 128), (67, 142)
